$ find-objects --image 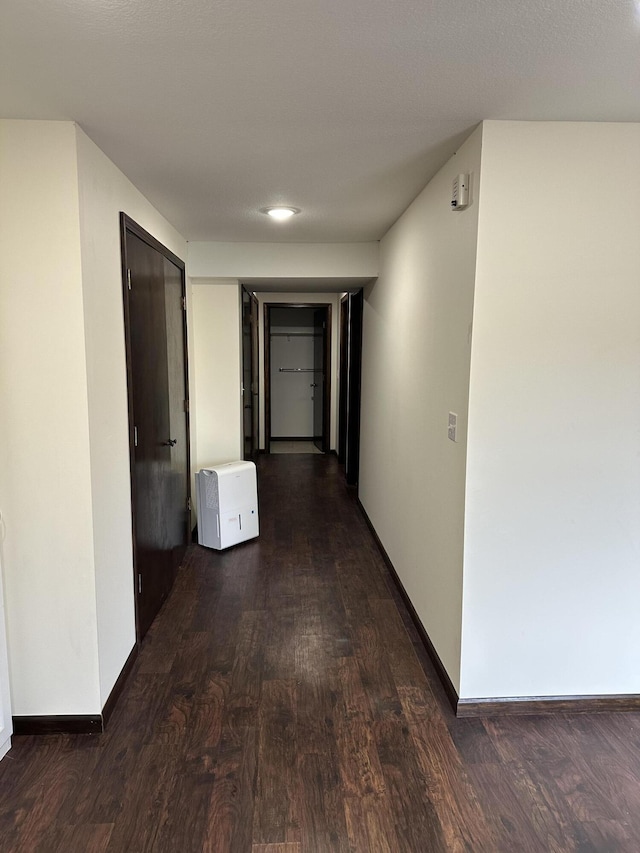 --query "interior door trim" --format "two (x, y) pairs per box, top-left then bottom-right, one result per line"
(119, 212), (191, 643)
